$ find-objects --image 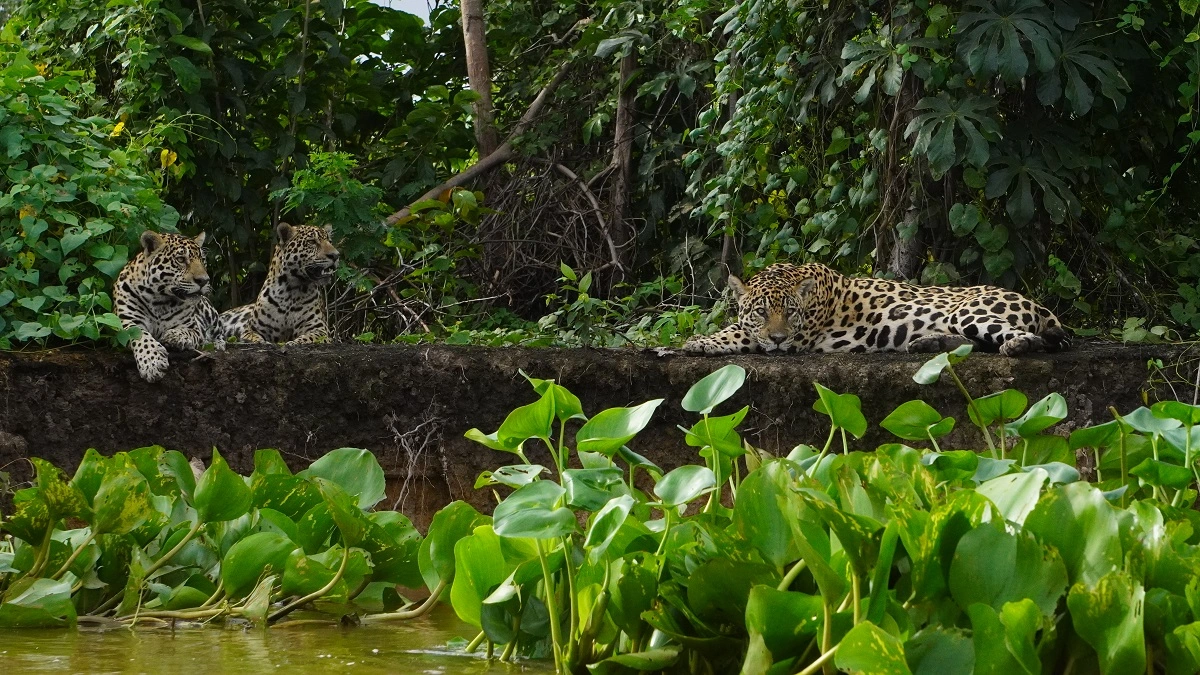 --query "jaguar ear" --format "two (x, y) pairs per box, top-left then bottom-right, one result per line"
(140, 230), (165, 254)
(796, 278), (816, 299)
(322, 223), (333, 237)
(727, 275), (747, 301)
(276, 222), (295, 243)
(193, 231), (206, 247)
